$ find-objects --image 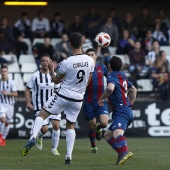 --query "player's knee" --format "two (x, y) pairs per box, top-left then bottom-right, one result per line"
(0, 117), (6, 123)
(5, 122), (10, 126)
(41, 125), (48, 134)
